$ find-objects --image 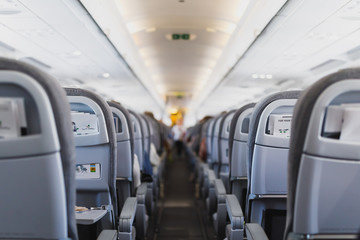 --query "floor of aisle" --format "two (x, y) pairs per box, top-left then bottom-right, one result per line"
(154, 151), (216, 240)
